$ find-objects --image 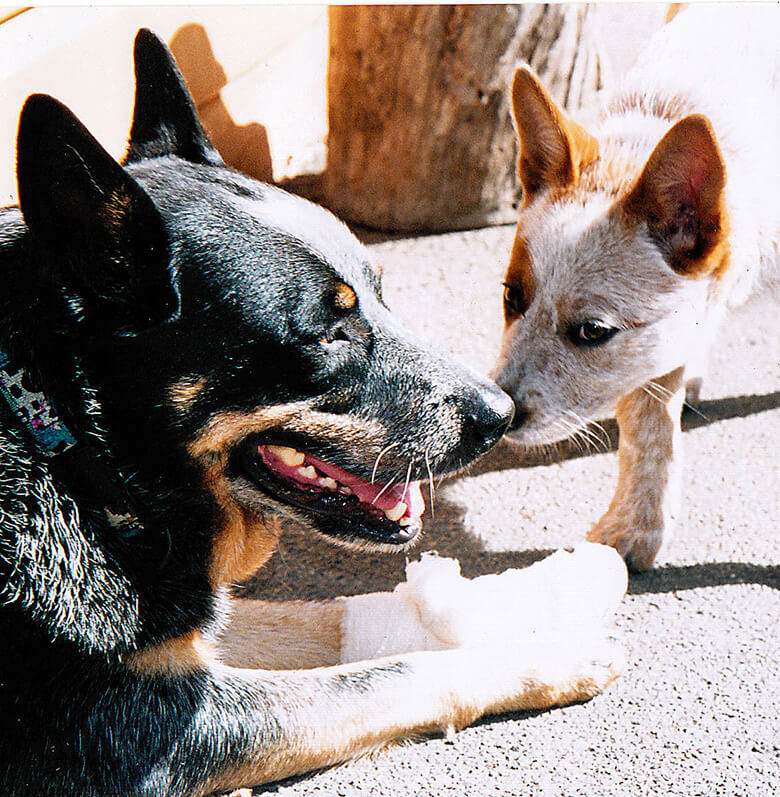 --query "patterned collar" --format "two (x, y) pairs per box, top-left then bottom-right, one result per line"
(0, 345), (76, 457)
(0, 345), (146, 536)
